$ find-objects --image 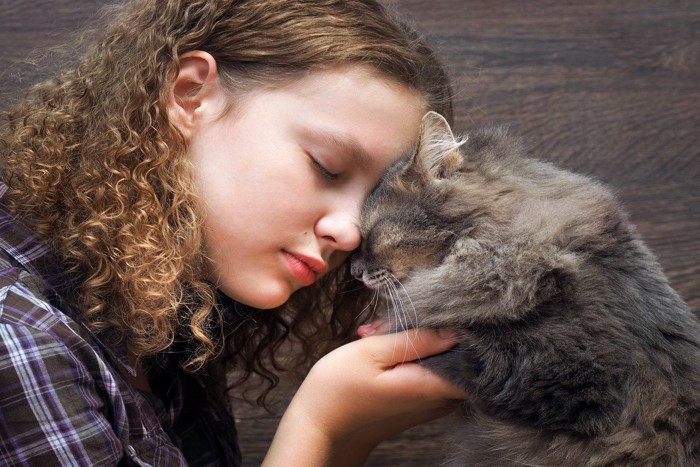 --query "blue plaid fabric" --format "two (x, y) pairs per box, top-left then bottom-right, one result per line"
(0, 183), (241, 466)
